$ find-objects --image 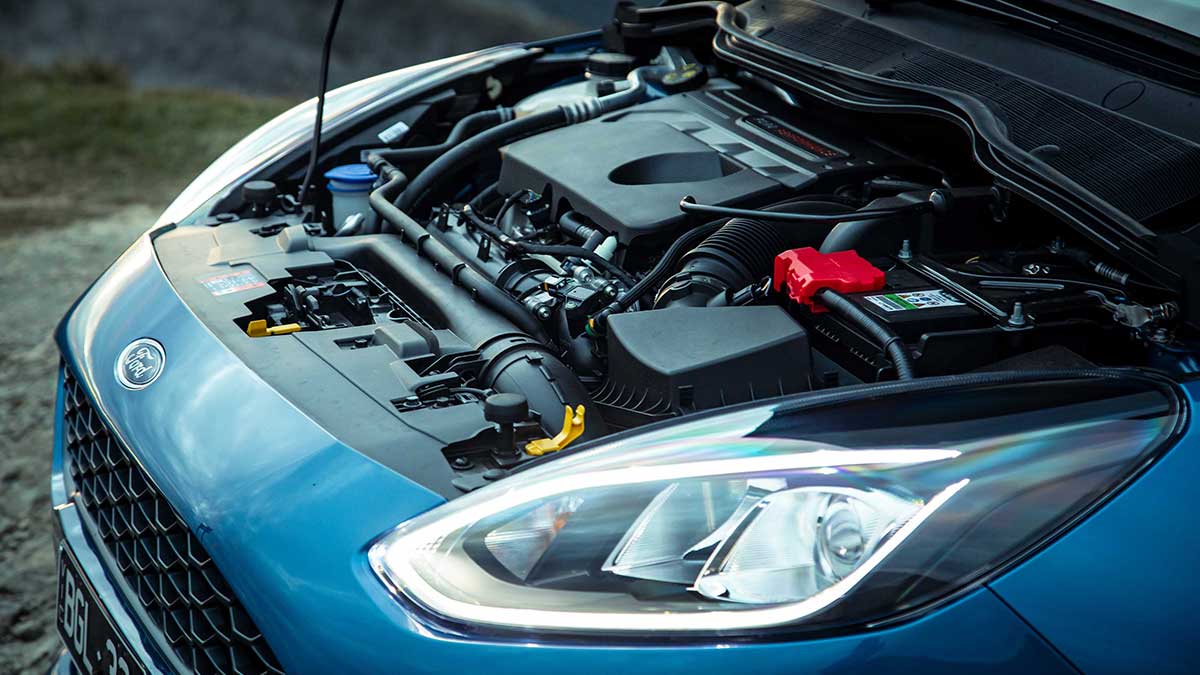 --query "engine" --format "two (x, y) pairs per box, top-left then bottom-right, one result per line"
(161, 48), (1190, 494)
